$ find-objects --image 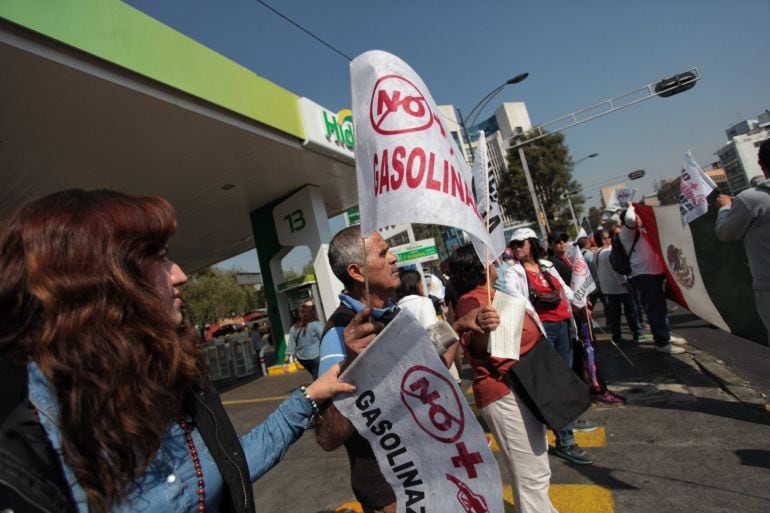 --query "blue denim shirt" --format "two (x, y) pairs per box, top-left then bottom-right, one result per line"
(28, 362), (313, 512)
